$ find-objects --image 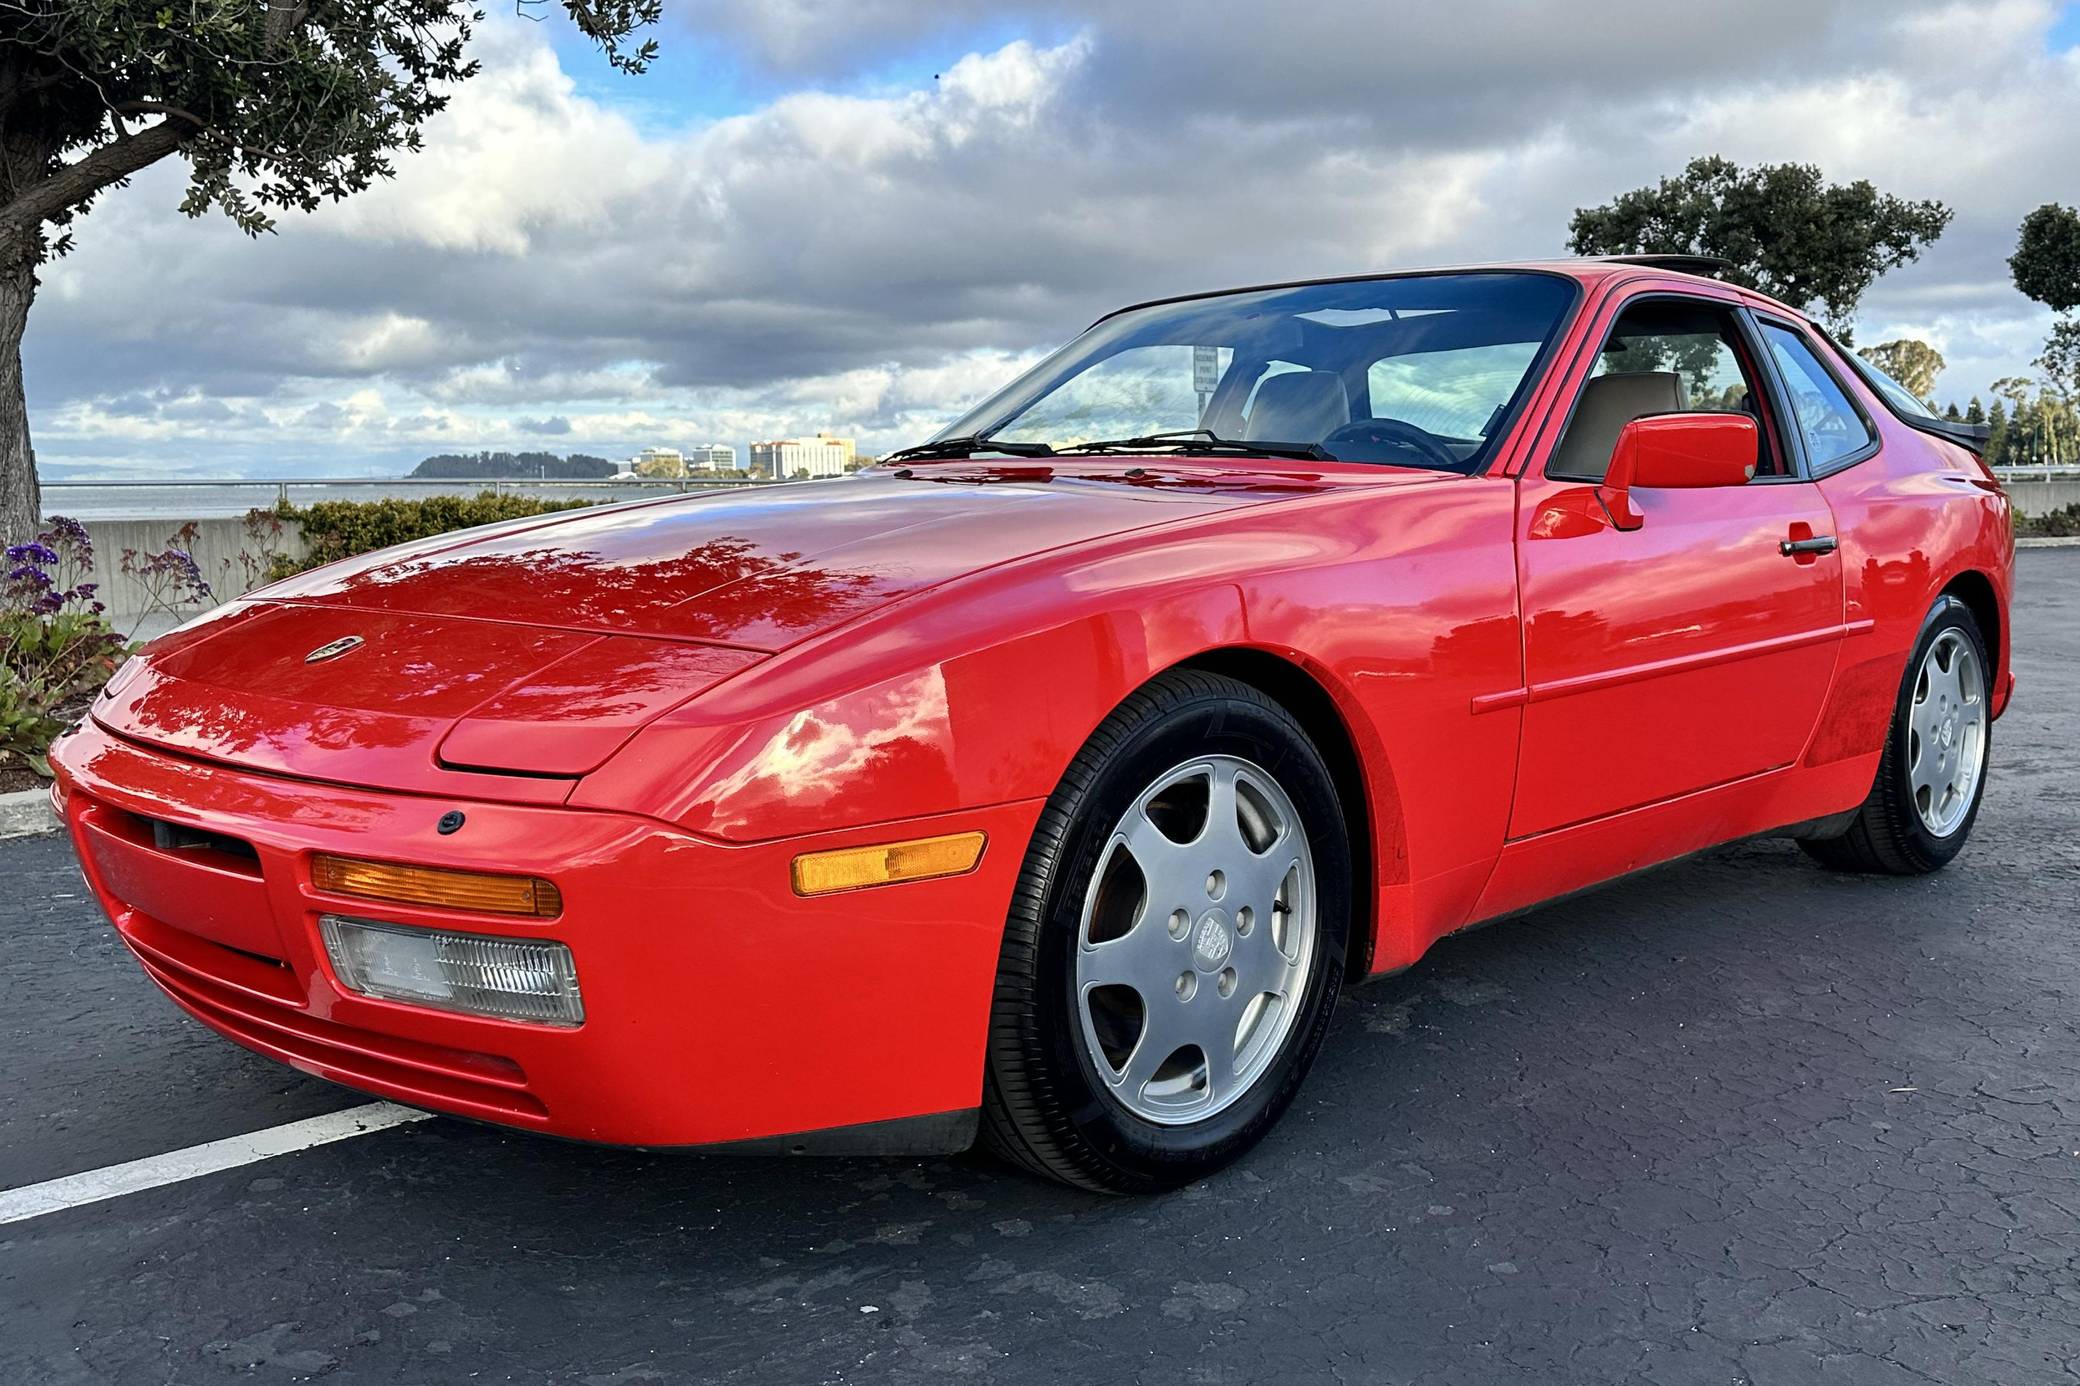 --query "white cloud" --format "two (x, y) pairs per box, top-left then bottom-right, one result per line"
(25, 1), (2080, 477)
